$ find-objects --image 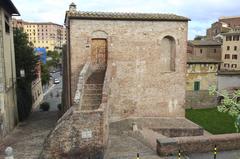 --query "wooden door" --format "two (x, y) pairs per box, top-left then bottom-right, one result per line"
(91, 39), (107, 67)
